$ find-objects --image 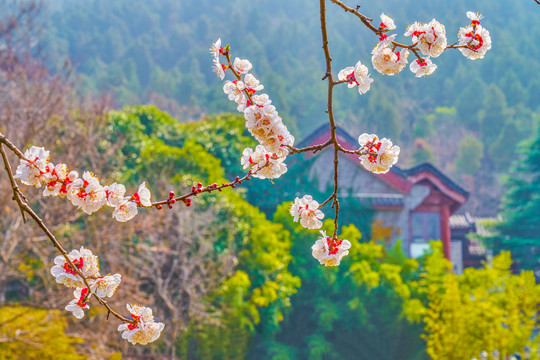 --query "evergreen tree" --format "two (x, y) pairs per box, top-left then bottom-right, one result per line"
(488, 124), (540, 271)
